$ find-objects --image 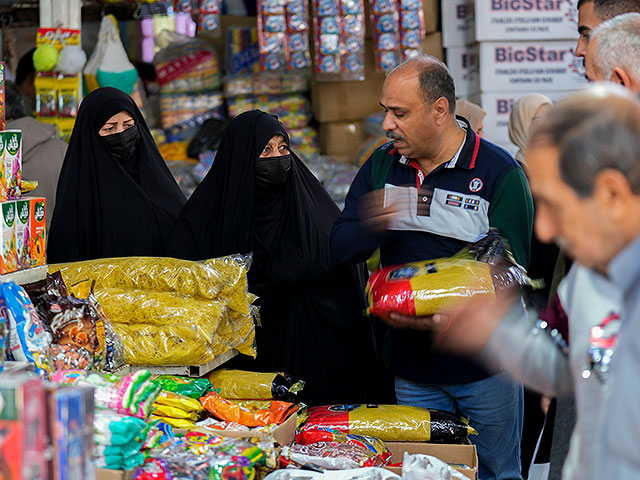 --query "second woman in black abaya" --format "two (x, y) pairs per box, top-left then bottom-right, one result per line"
(48, 87), (186, 263)
(166, 110), (376, 406)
